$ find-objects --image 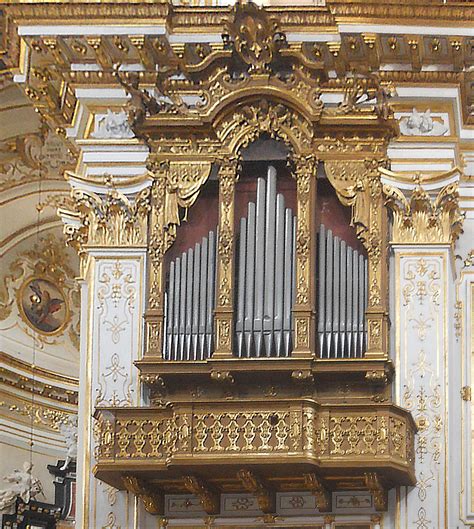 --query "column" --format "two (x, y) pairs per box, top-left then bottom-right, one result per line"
(292, 154), (317, 358)
(213, 158), (240, 358)
(385, 176), (463, 529)
(60, 184), (154, 529)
